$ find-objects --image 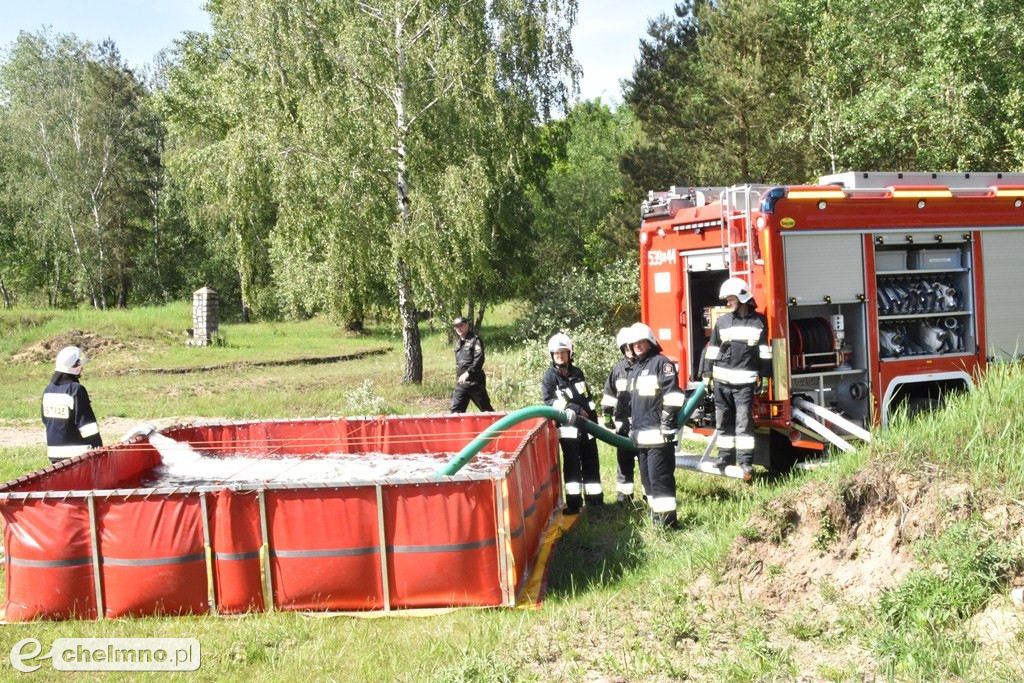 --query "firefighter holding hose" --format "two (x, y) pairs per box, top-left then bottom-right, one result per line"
(702, 278), (771, 477)
(42, 346), (102, 463)
(602, 327), (638, 504)
(624, 323), (686, 529)
(542, 333), (603, 514)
